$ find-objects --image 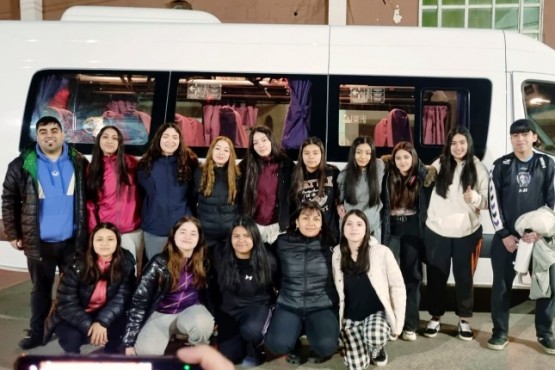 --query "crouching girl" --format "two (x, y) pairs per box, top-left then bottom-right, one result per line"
(123, 216), (214, 355)
(332, 210), (406, 368)
(45, 222), (136, 353)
